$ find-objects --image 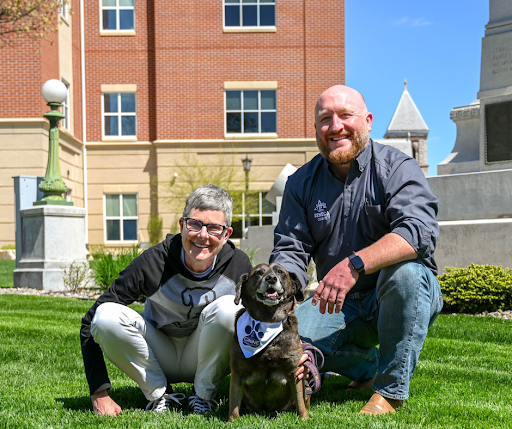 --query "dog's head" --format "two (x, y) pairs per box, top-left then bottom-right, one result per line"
(235, 263), (304, 322)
